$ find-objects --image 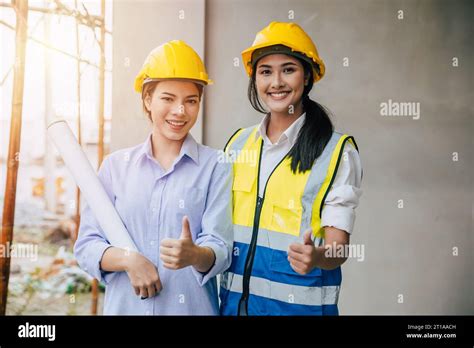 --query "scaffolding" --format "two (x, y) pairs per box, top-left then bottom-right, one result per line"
(0, 0), (109, 315)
